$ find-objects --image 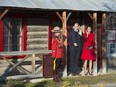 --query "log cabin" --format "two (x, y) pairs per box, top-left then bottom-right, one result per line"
(0, 0), (116, 79)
